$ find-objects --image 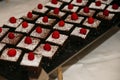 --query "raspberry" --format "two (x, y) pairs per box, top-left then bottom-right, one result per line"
(7, 49), (16, 57)
(88, 17), (94, 24)
(80, 28), (87, 35)
(0, 27), (2, 33)
(24, 36), (32, 44)
(95, 1), (101, 6)
(36, 26), (42, 33)
(51, 0), (58, 4)
(43, 43), (51, 51)
(53, 8), (59, 14)
(9, 17), (16, 24)
(68, 4), (73, 9)
(76, 0), (82, 3)
(28, 52), (35, 61)
(22, 21), (28, 28)
(71, 12), (78, 20)
(112, 4), (119, 10)
(8, 32), (15, 39)
(58, 20), (65, 27)
(42, 16), (48, 23)
(103, 10), (109, 16)
(83, 6), (89, 13)
(27, 12), (33, 18)
(52, 31), (60, 39)
(37, 3), (43, 9)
